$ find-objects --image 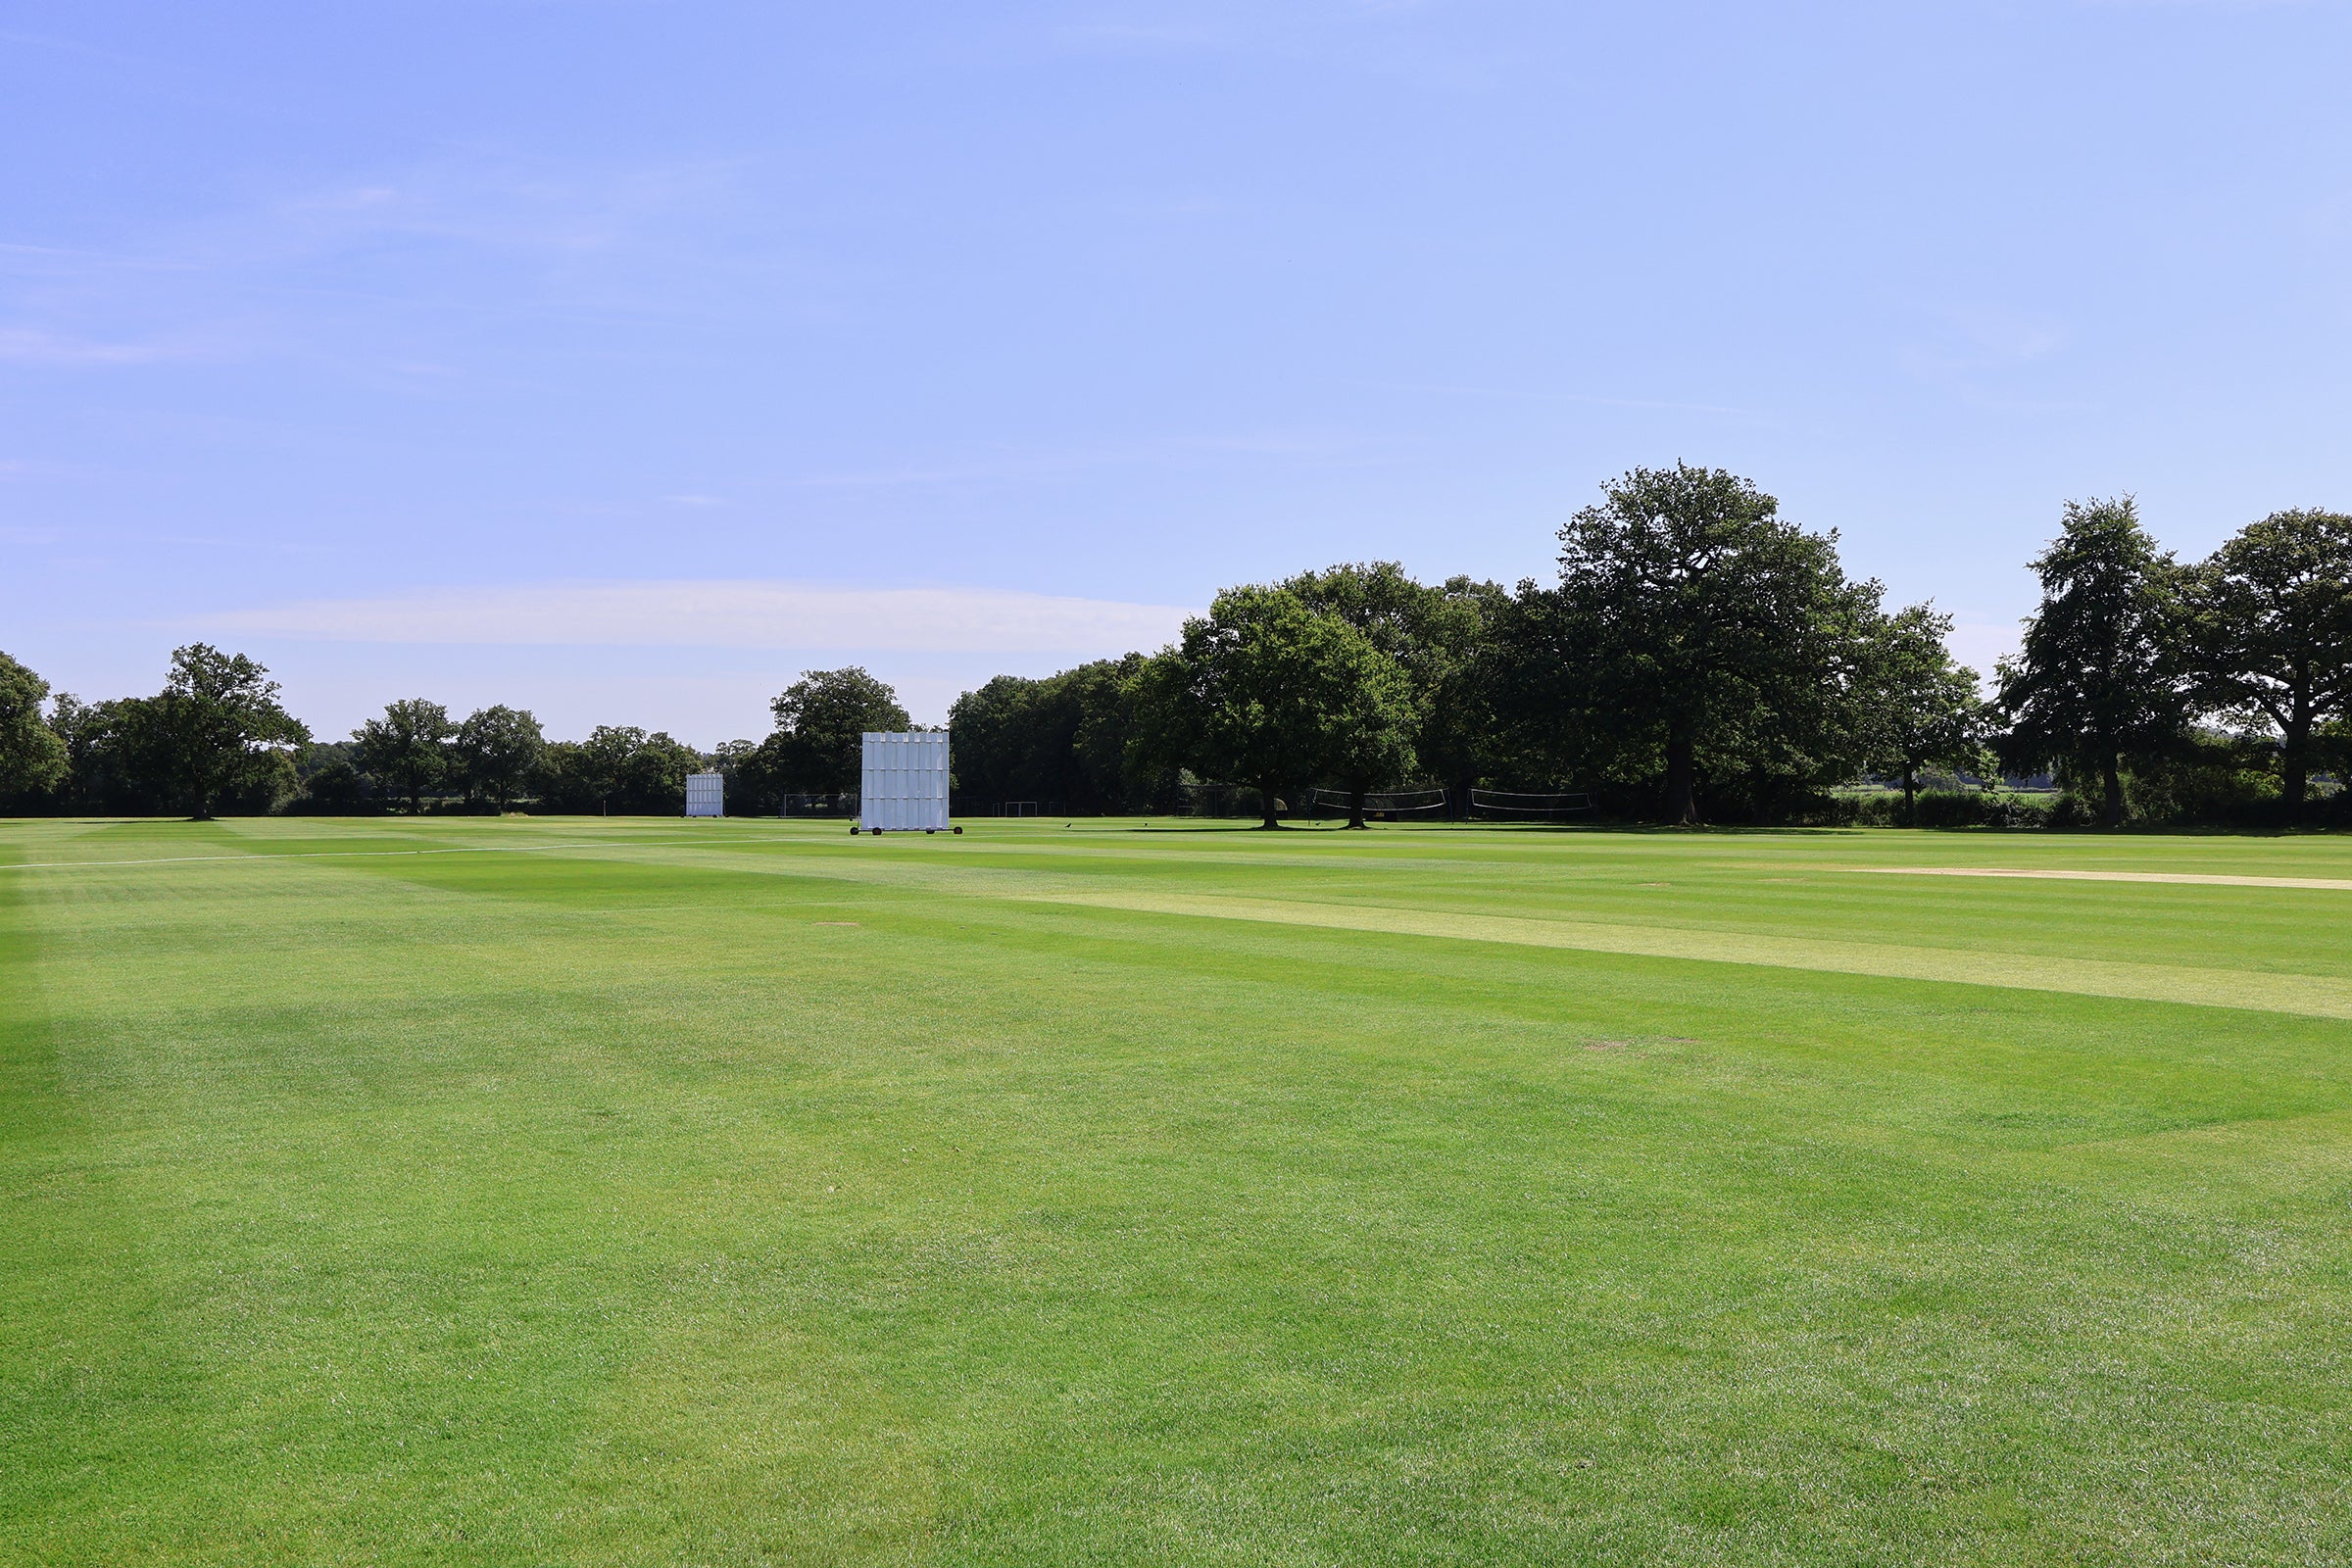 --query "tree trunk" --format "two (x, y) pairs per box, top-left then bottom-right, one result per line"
(2282, 716), (2311, 817)
(1664, 719), (1700, 826)
(2101, 753), (2125, 829)
(1347, 785), (1368, 830)
(1901, 763), (1918, 825)
(1256, 778), (1281, 830)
